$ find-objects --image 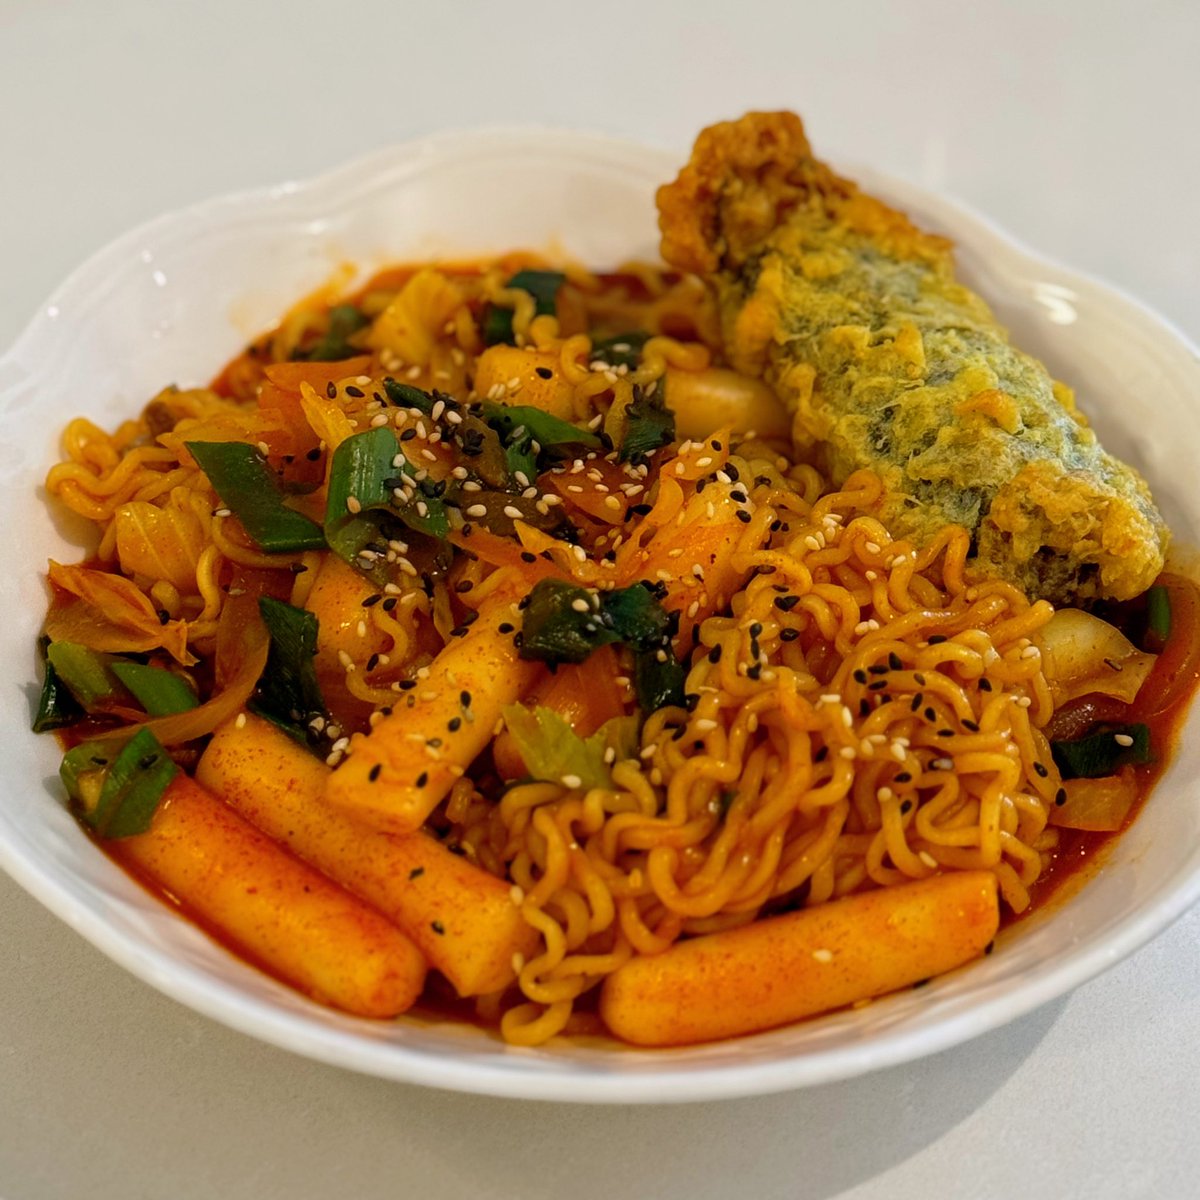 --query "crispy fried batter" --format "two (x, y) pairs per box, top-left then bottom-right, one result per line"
(658, 112), (1168, 604)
